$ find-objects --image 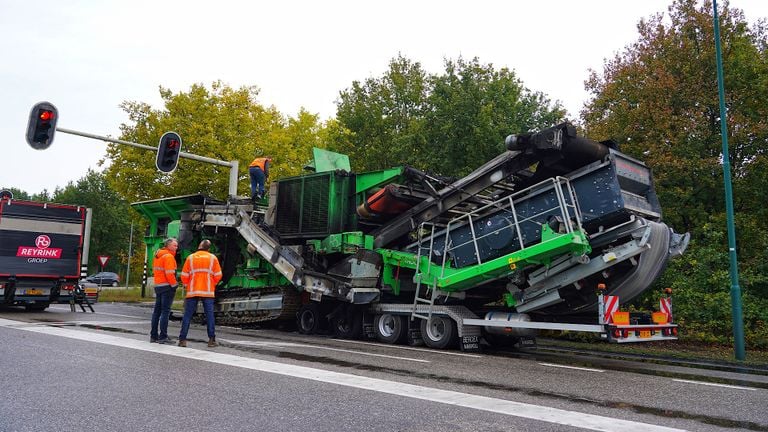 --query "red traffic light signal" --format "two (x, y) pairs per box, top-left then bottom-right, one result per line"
(26, 102), (58, 150)
(156, 131), (182, 173)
